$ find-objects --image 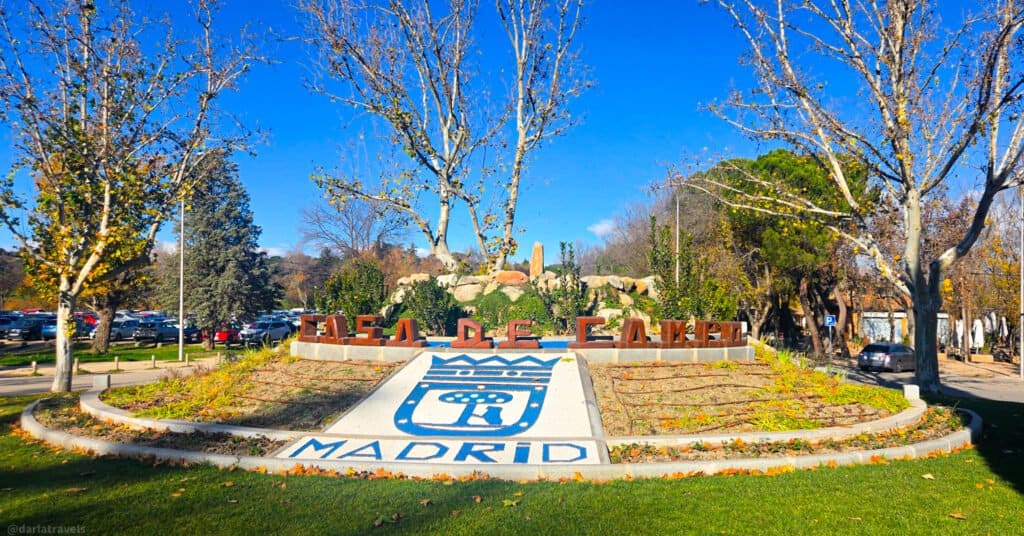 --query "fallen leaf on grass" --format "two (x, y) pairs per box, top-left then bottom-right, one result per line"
(975, 483), (985, 489)
(986, 479), (995, 484)
(450, 510), (461, 517)
(419, 499), (432, 507)
(227, 499), (238, 504)
(65, 487), (88, 493)
(222, 481), (235, 488)
(921, 474), (935, 480)
(503, 499), (520, 508)
(279, 482), (287, 490)
(948, 513), (967, 520)
(513, 491), (524, 497)
(849, 517), (862, 521)
(472, 495), (482, 503)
